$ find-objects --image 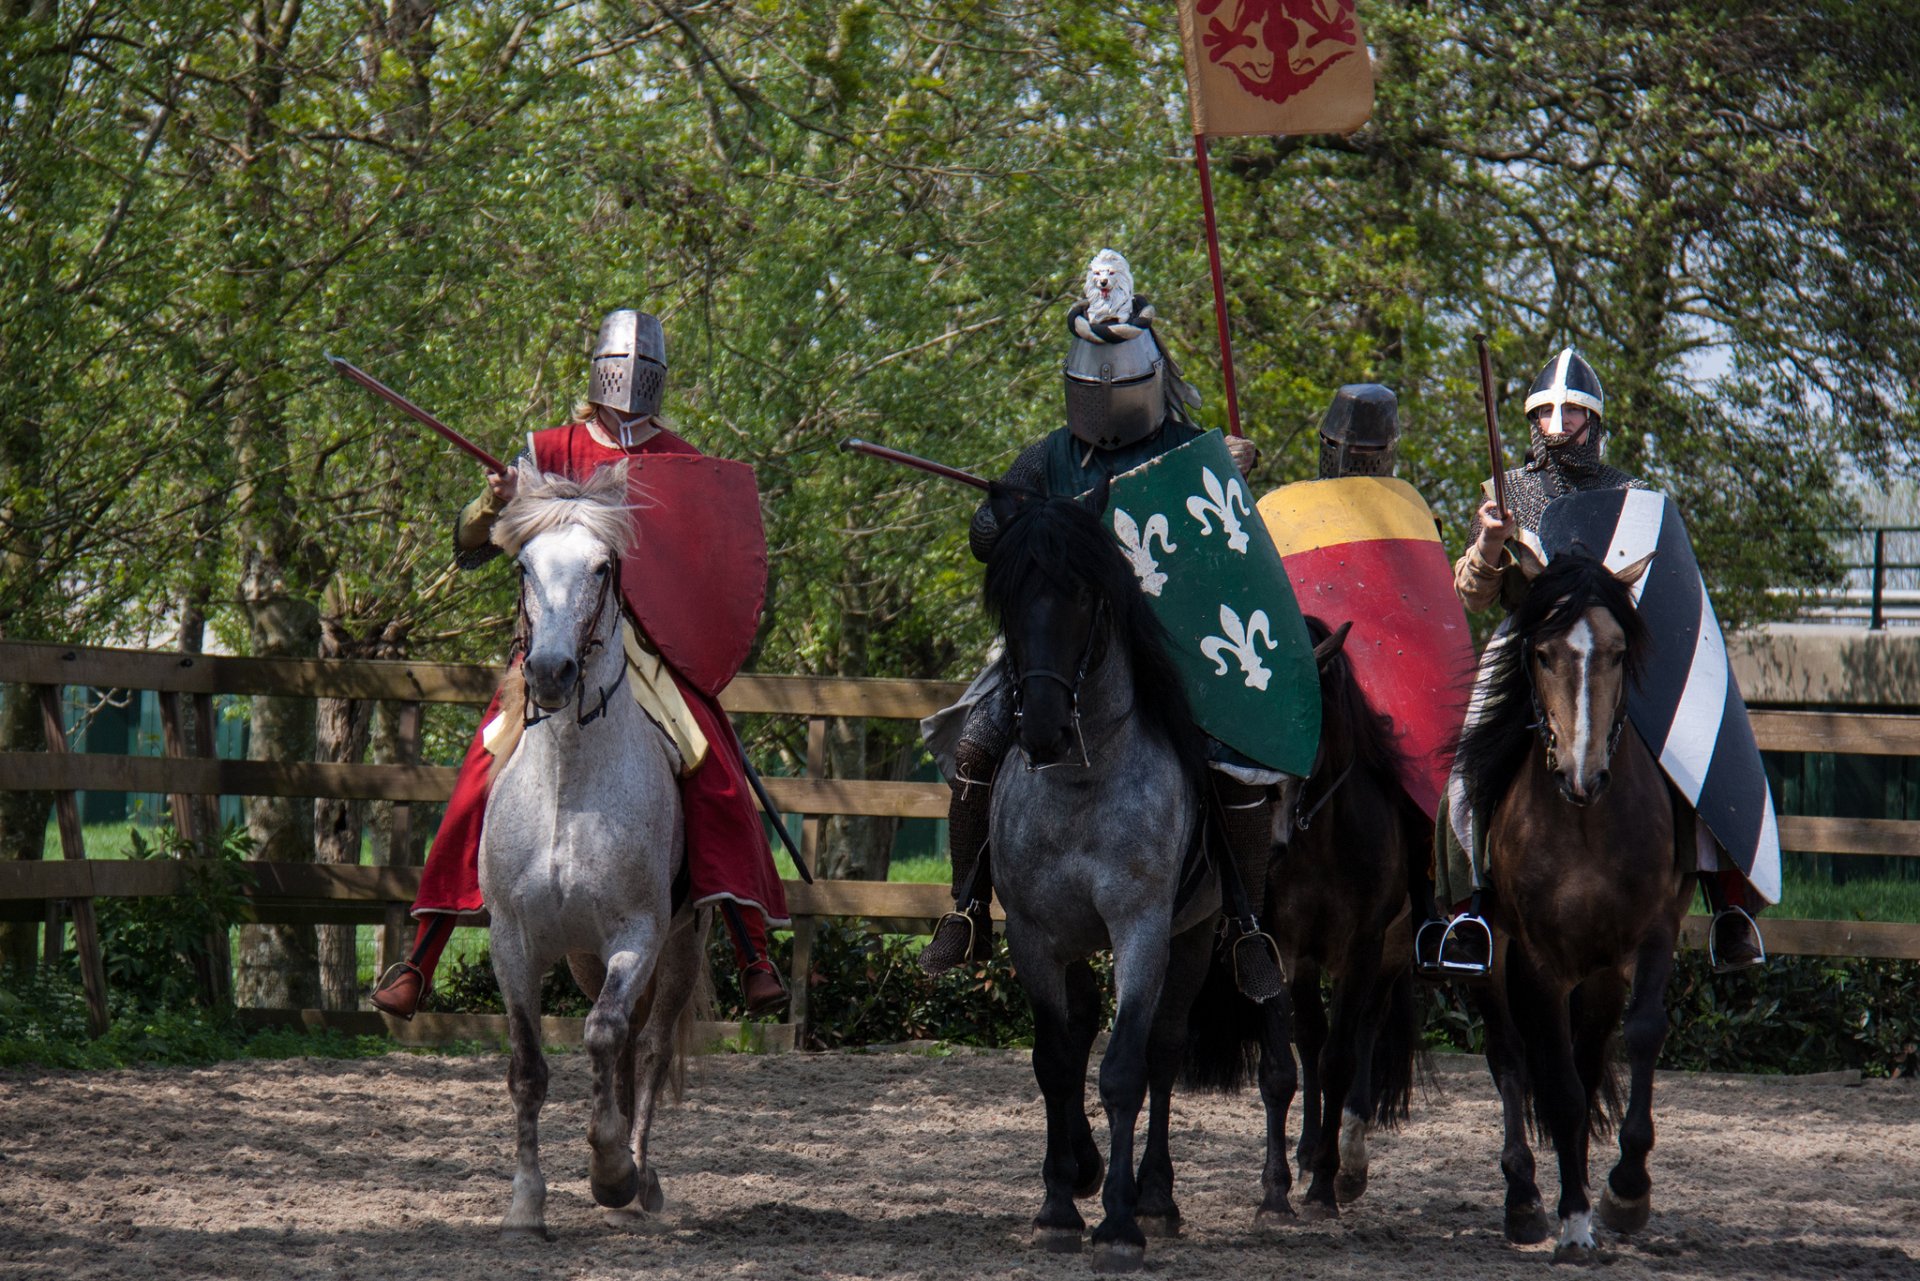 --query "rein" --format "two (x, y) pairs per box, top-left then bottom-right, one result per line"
(515, 553), (622, 730)
(1009, 598), (1107, 771)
